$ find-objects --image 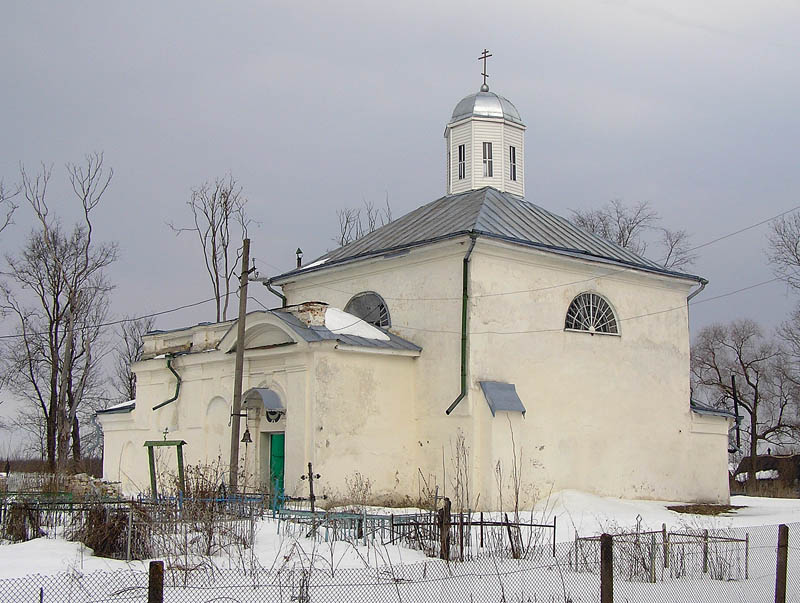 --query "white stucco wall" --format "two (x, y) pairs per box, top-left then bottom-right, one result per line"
(278, 235), (731, 508)
(101, 234), (730, 507)
(99, 313), (419, 502)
